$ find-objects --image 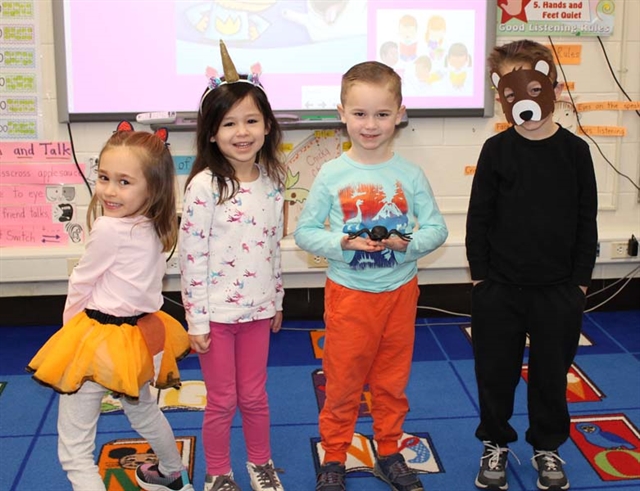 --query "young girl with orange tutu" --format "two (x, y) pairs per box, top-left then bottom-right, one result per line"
(27, 124), (193, 491)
